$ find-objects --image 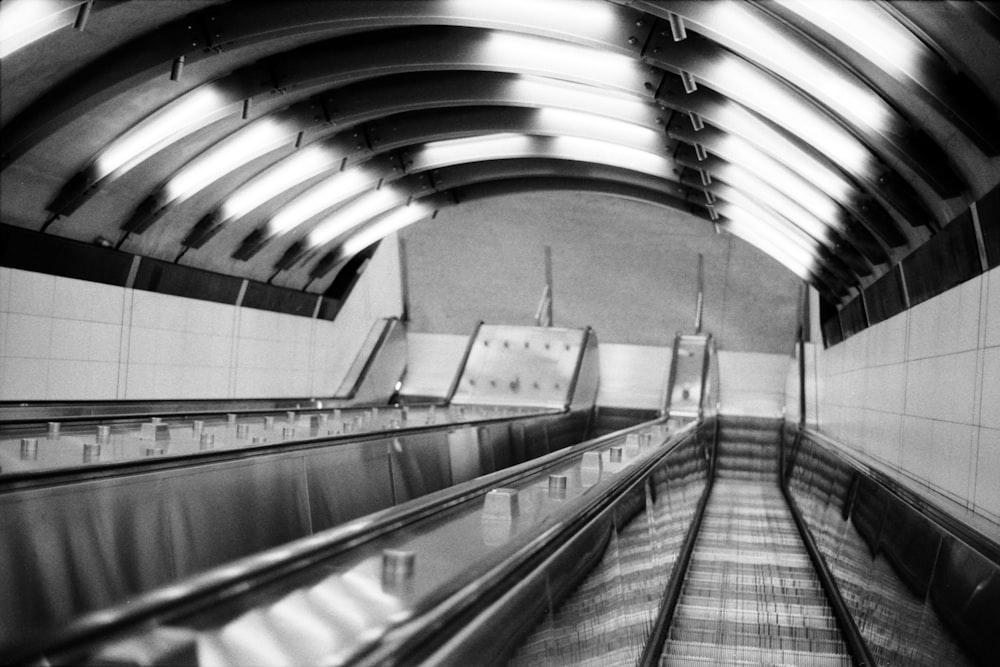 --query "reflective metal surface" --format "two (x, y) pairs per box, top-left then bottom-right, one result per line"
(0, 405), (492, 475)
(510, 425), (710, 666)
(664, 333), (711, 418)
(451, 325), (595, 409)
(785, 426), (998, 666)
(0, 407), (575, 649)
(333, 317), (407, 404)
(7, 418), (683, 665)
